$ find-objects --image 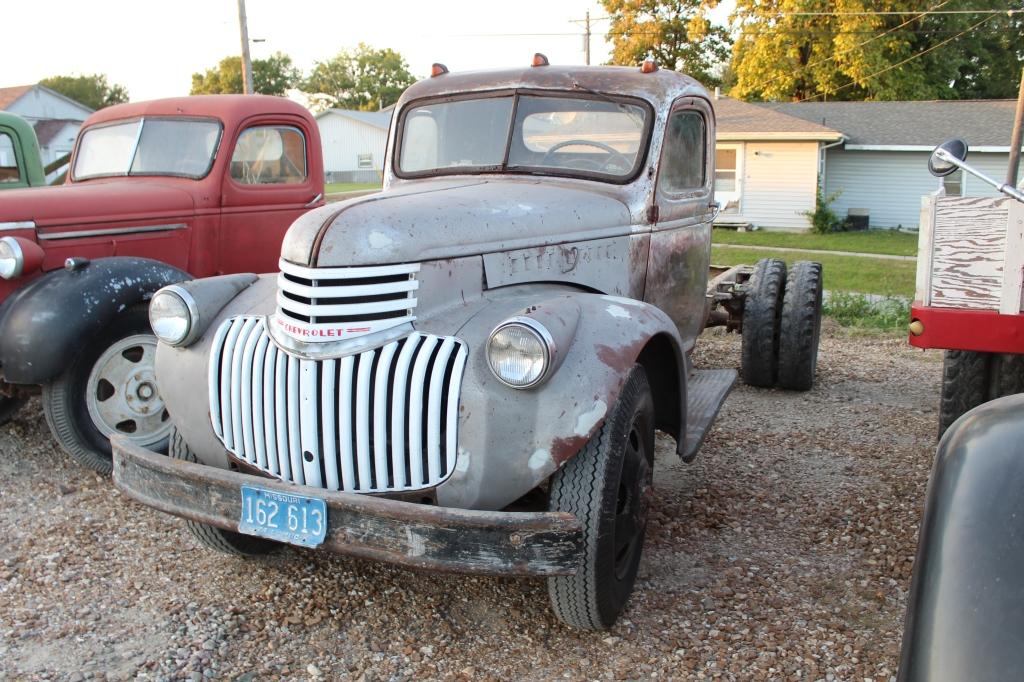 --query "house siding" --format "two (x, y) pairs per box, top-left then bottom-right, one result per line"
(740, 141), (819, 230)
(825, 149), (1012, 229)
(317, 113), (388, 182)
(6, 89), (91, 123)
